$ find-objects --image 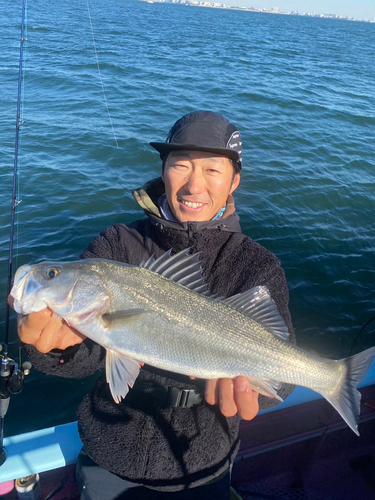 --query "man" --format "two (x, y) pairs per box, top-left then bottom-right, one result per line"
(17, 111), (295, 499)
